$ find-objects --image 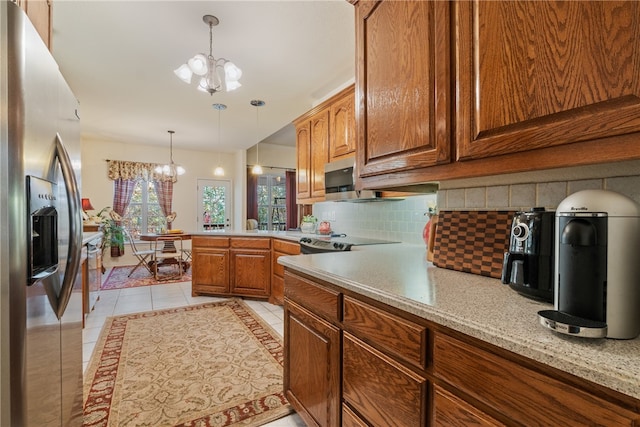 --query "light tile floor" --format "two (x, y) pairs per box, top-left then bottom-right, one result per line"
(83, 278), (306, 427)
